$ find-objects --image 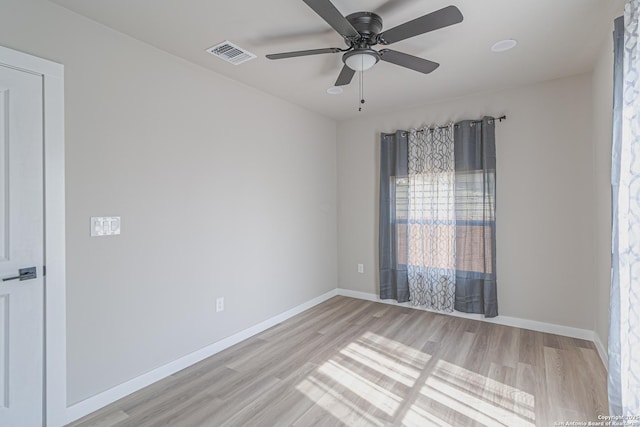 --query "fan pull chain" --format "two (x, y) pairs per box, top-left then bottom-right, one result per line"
(358, 68), (365, 112)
